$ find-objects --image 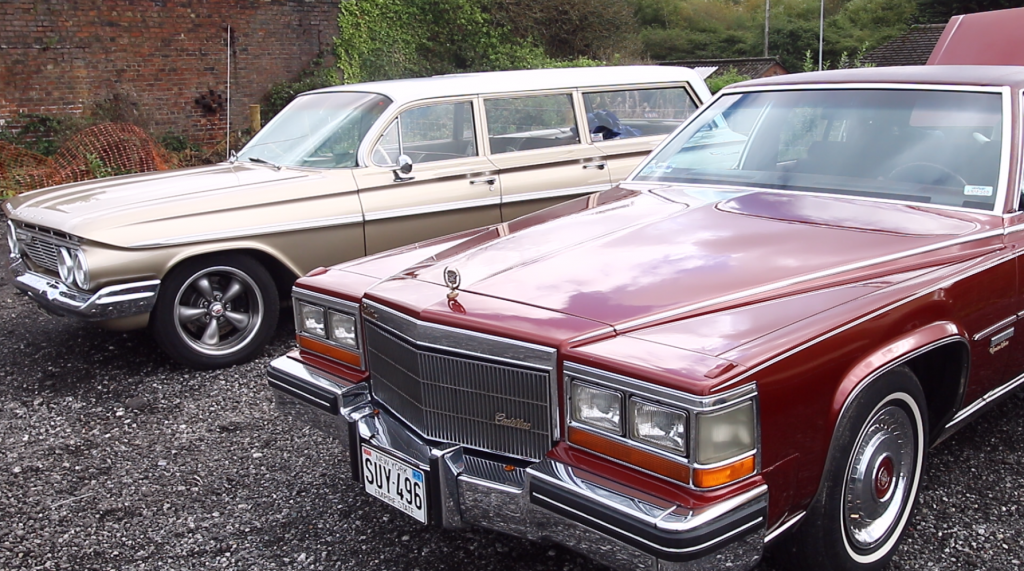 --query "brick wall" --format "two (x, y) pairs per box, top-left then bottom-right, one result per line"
(0, 0), (340, 146)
